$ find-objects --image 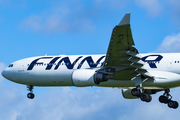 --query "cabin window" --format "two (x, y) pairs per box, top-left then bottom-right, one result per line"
(8, 64), (13, 67)
(175, 61), (179, 63)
